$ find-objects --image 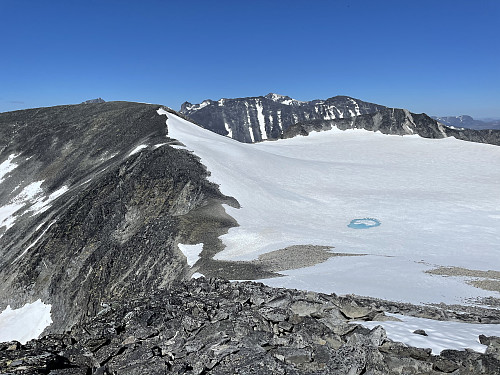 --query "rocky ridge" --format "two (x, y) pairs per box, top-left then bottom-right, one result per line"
(2, 278), (500, 375)
(179, 94), (386, 143)
(0, 102), (237, 332)
(283, 108), (500, 146)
